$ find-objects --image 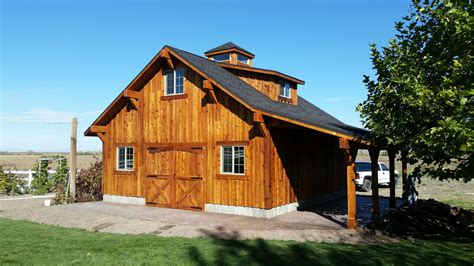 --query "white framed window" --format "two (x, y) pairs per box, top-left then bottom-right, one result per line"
(280, 81), (291, 98)
(116, 147), (134, 171)
(212, 53), (230, 62)
(164, 68), (185, 96)
(220, 146), (245, 175)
